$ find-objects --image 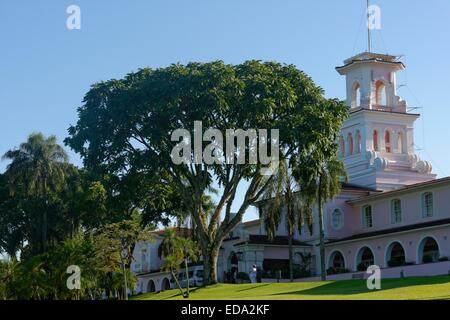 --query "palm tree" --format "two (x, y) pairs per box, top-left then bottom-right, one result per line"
(300, 156), (347, 281)
(259, 158), (313, 282)
(159, 228), (199, 297)
(2, 133), (68, 253)
(158, 228), (178, 259)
